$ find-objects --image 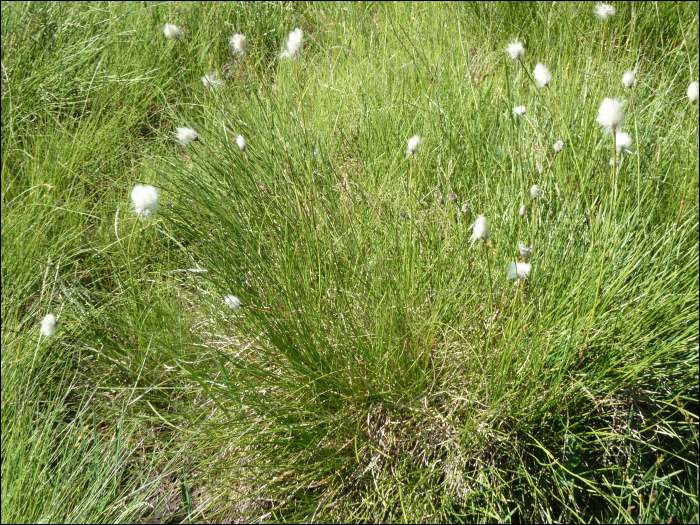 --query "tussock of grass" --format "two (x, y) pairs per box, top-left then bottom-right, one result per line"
(2, 1), (698, 523)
